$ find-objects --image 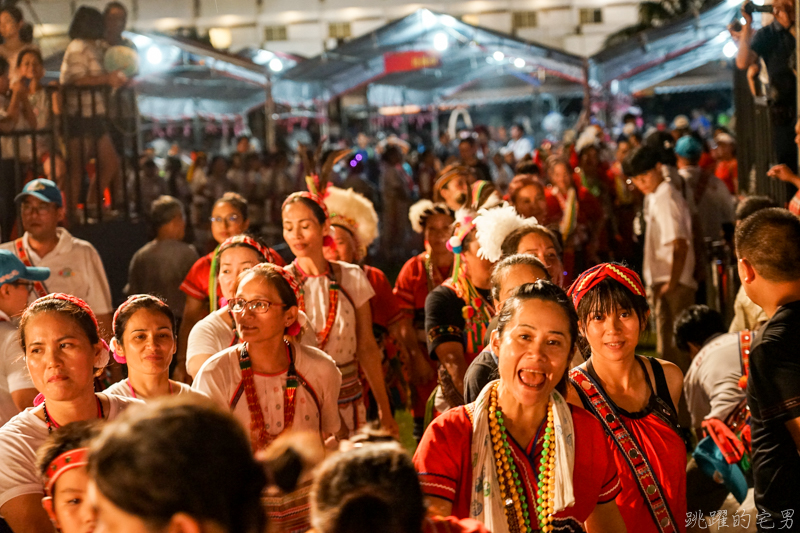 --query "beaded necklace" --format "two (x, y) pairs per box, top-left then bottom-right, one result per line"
(43, 397), (104, 434)
(126, 378), (174, 399)
(238, 341), (298, 452)
(488, 382), (555, 533)
(292, 260), (339, 351)
(424, 252), (450, 293)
